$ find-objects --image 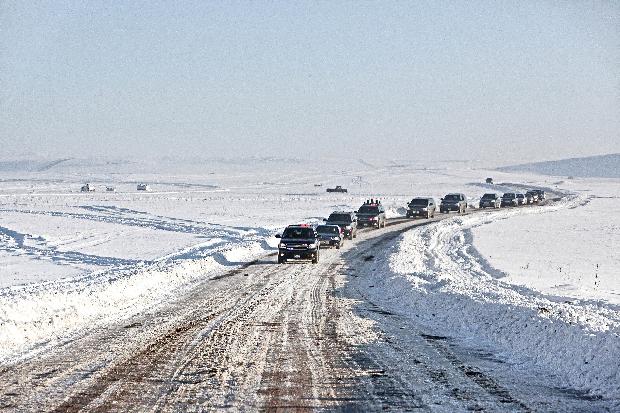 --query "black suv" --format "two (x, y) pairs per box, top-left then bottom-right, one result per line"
(325, 211), (357, 240)
(501, 193), (518, 207)
(406, 197), (437, 218)
(357, 201), (387, 228)
(440, 193), (467, 213)
(276, 225), (320, 264)
(479, 193), (501, 209)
